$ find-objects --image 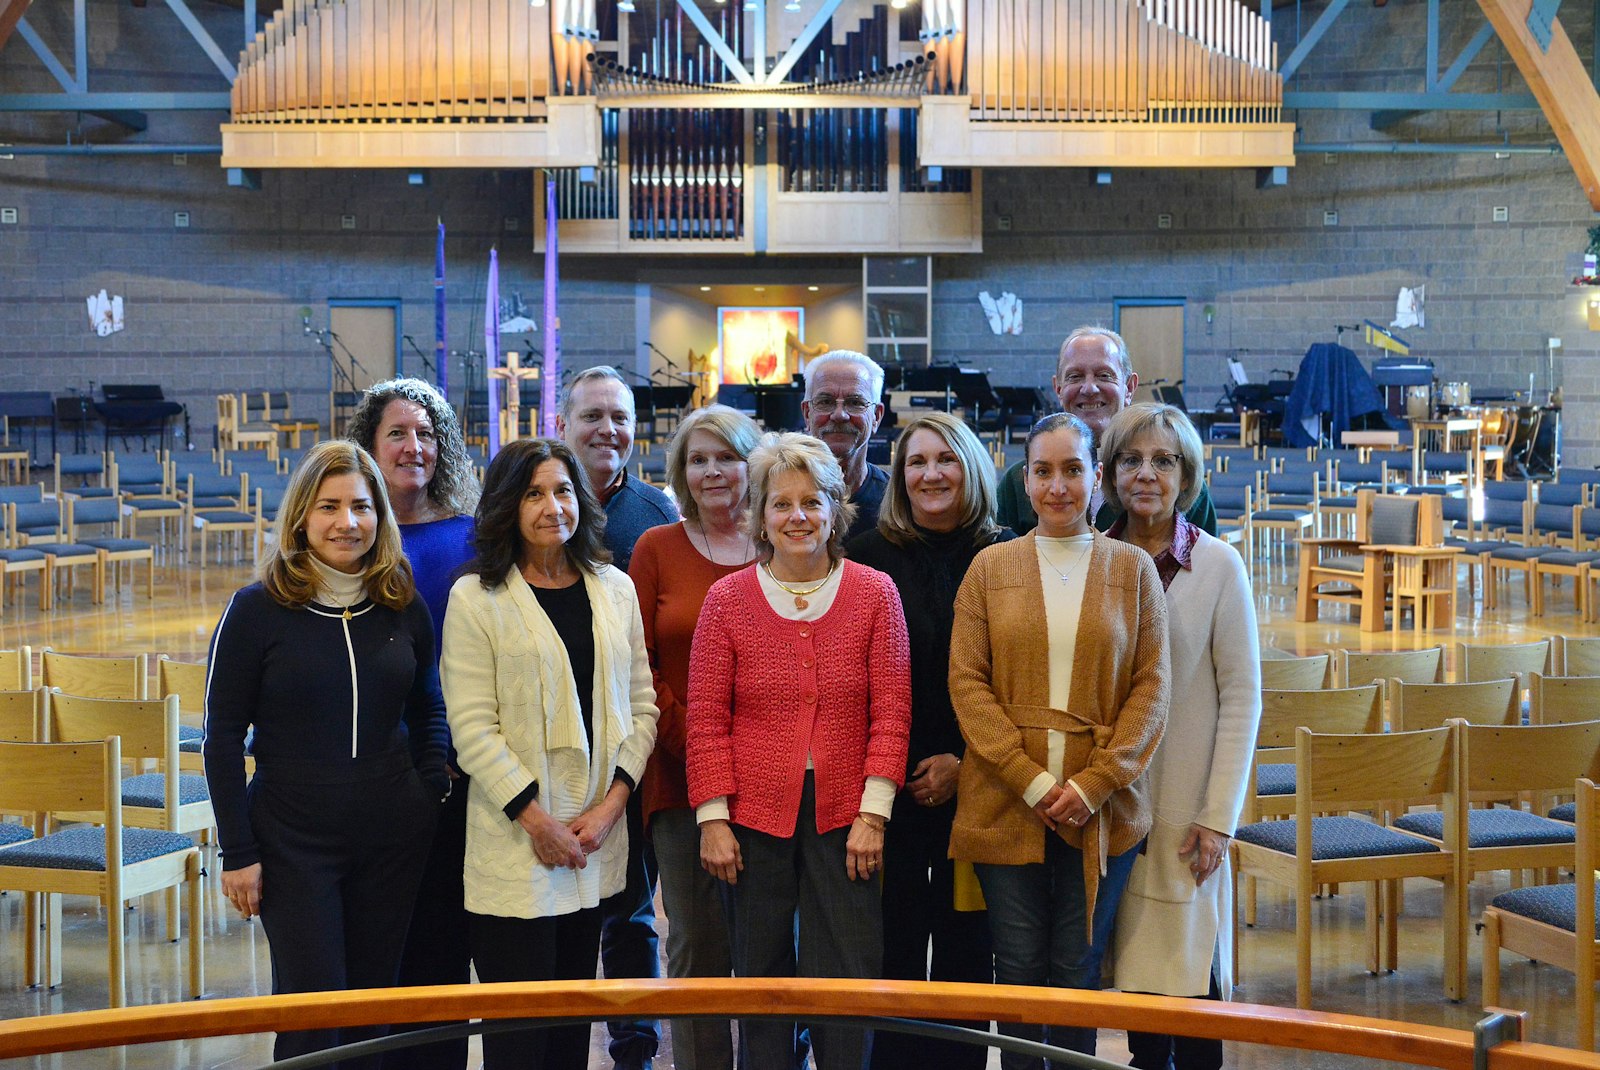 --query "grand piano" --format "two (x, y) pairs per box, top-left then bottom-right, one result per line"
(94, 384), (185, 453)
